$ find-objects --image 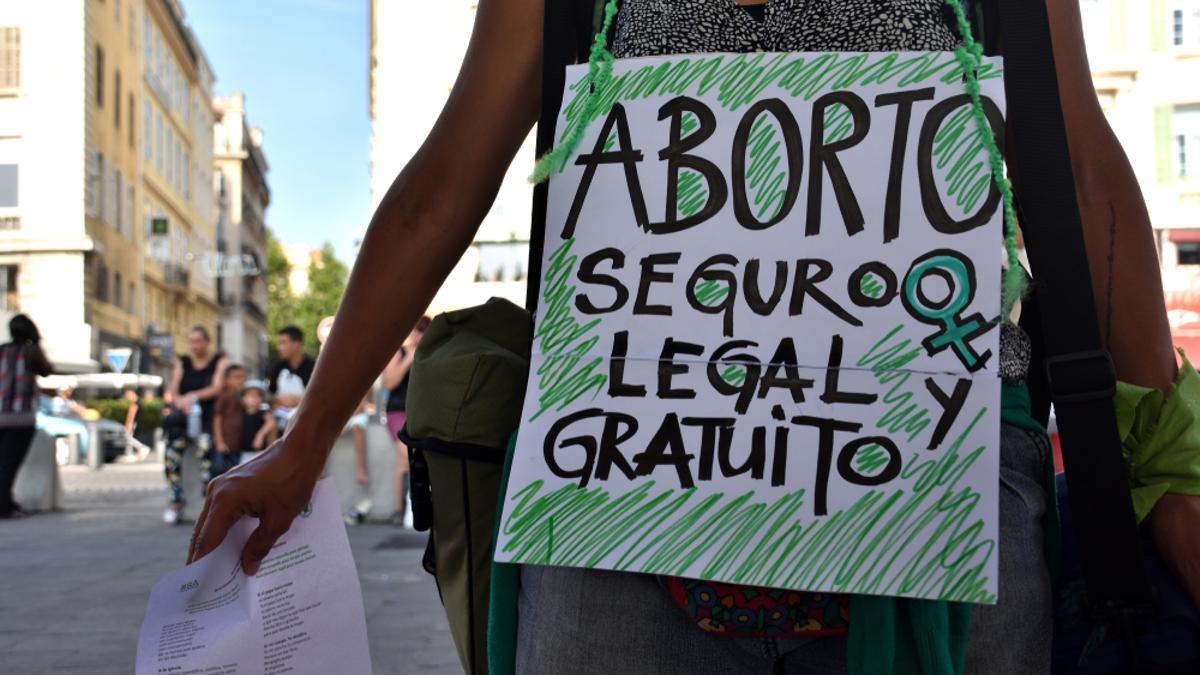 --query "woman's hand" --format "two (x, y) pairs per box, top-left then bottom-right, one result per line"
(187, 435), (324, 575)
(1150, 493), (1200, 610)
